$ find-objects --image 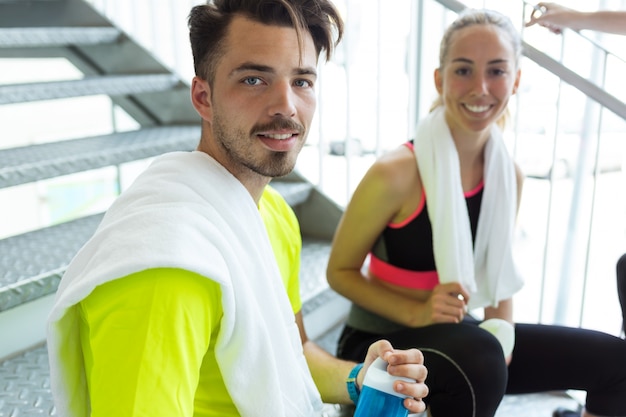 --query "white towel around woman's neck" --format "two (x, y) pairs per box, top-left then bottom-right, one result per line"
(47, 151), (323, 417)
(414, 107), (523, 310)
